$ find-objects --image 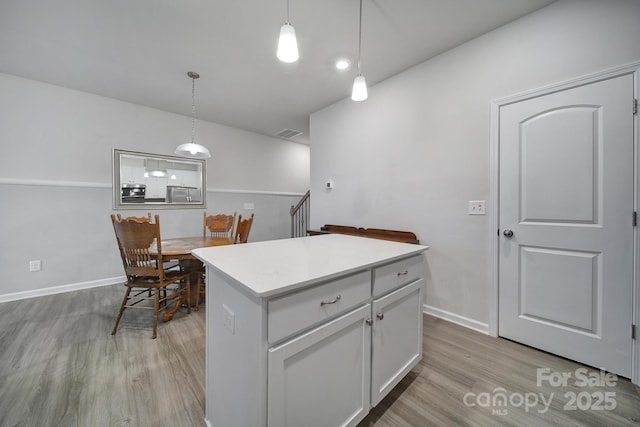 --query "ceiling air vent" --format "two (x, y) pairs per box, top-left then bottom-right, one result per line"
(276, 128), (303, 139)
